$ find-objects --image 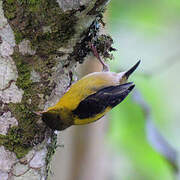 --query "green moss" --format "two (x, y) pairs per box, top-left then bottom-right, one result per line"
(2, 0), (95, 162)
(0, 51), (38, 158)
(46, 133), (57, 177)
(3, 0), (16, 19)
(6, 0), (14, 3)
(14, 31), (23, 44)
(14, 55), (32, 90)
(3, 0), (77, 53)
(1, 0), (113, 160)
(0, 48), (58, 158)
(69, 19), (115, 64)
(0, 128), (31, 158)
